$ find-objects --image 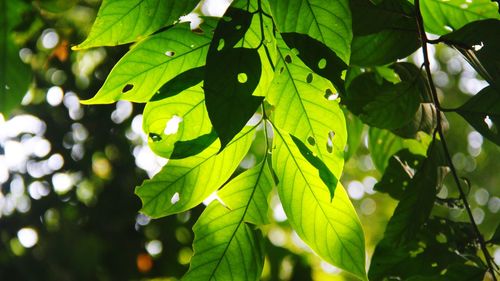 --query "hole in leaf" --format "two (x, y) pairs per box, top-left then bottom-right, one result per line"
(326, 131), (334, 153)
(193, 28), (204, 34)
(324, 88), (338, 100)
(171, 192), (180, 204)
(306, 73), (313, 83)
(122, 84), (134, 93)
(436, 233), (447, 244)
(307, 136), (316, 146)
(235, 24), (242, 30)
(149, 133), (162, 142)
(318, 58), (327, 69)
(217, 39), (225, 51)
(484, 115), (493, 129)
(237, 73), (248, 83)
(190, 44), (195, 48)
(414, 160), (419, 166)
(285, 55), (292, 64)
(165, 51), (175, 57)
(164, 115), (183, 135)
(279, 67), (285, 74)
(223, 16), (232, 22)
